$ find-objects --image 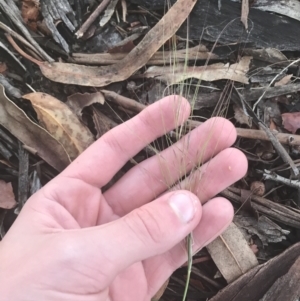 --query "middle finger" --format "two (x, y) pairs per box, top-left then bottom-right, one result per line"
(104, 117), (237, 216)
